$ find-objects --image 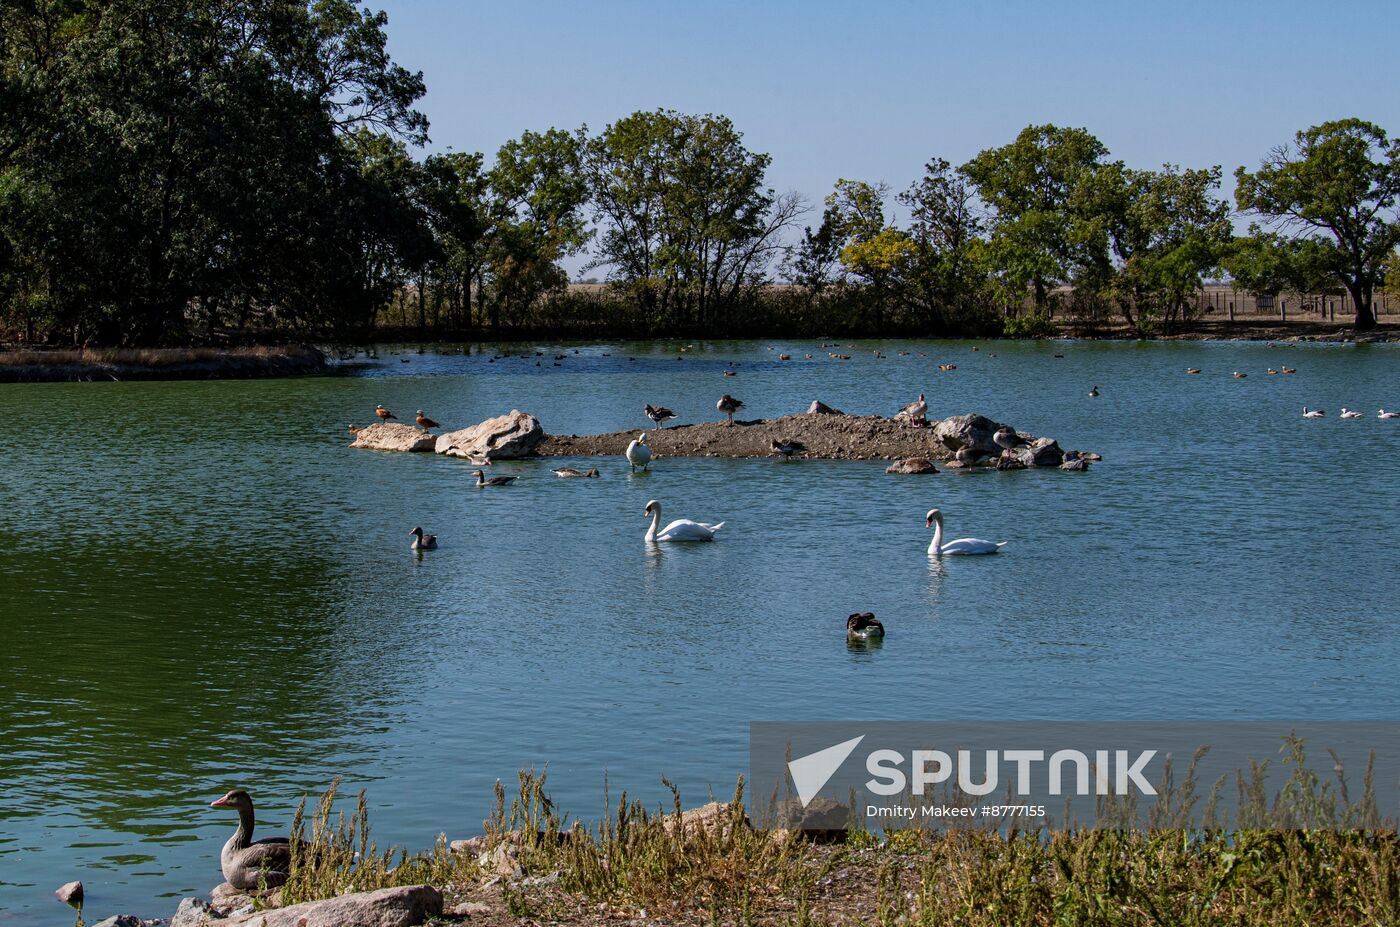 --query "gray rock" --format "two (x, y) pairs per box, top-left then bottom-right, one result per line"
(91, 918), (143, 927)
(222, 884), (442, 927)
(350, 422), (437, 452)
(1060, 457), (1091, 471)
(449, 836), (487, 855)
(437, 410), (543, 460)
(768, 796), (852, 842)
(172, 897), (223, 927)
(885, 457), (939, 474)
(451, 901), (493, 917)
(996, 451), (1028, 471)
(1028, 438), (1063, 467)
(806, 400), (845, 415)
(933, 413), (1012, 456)
(54, 881), (84, 907)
